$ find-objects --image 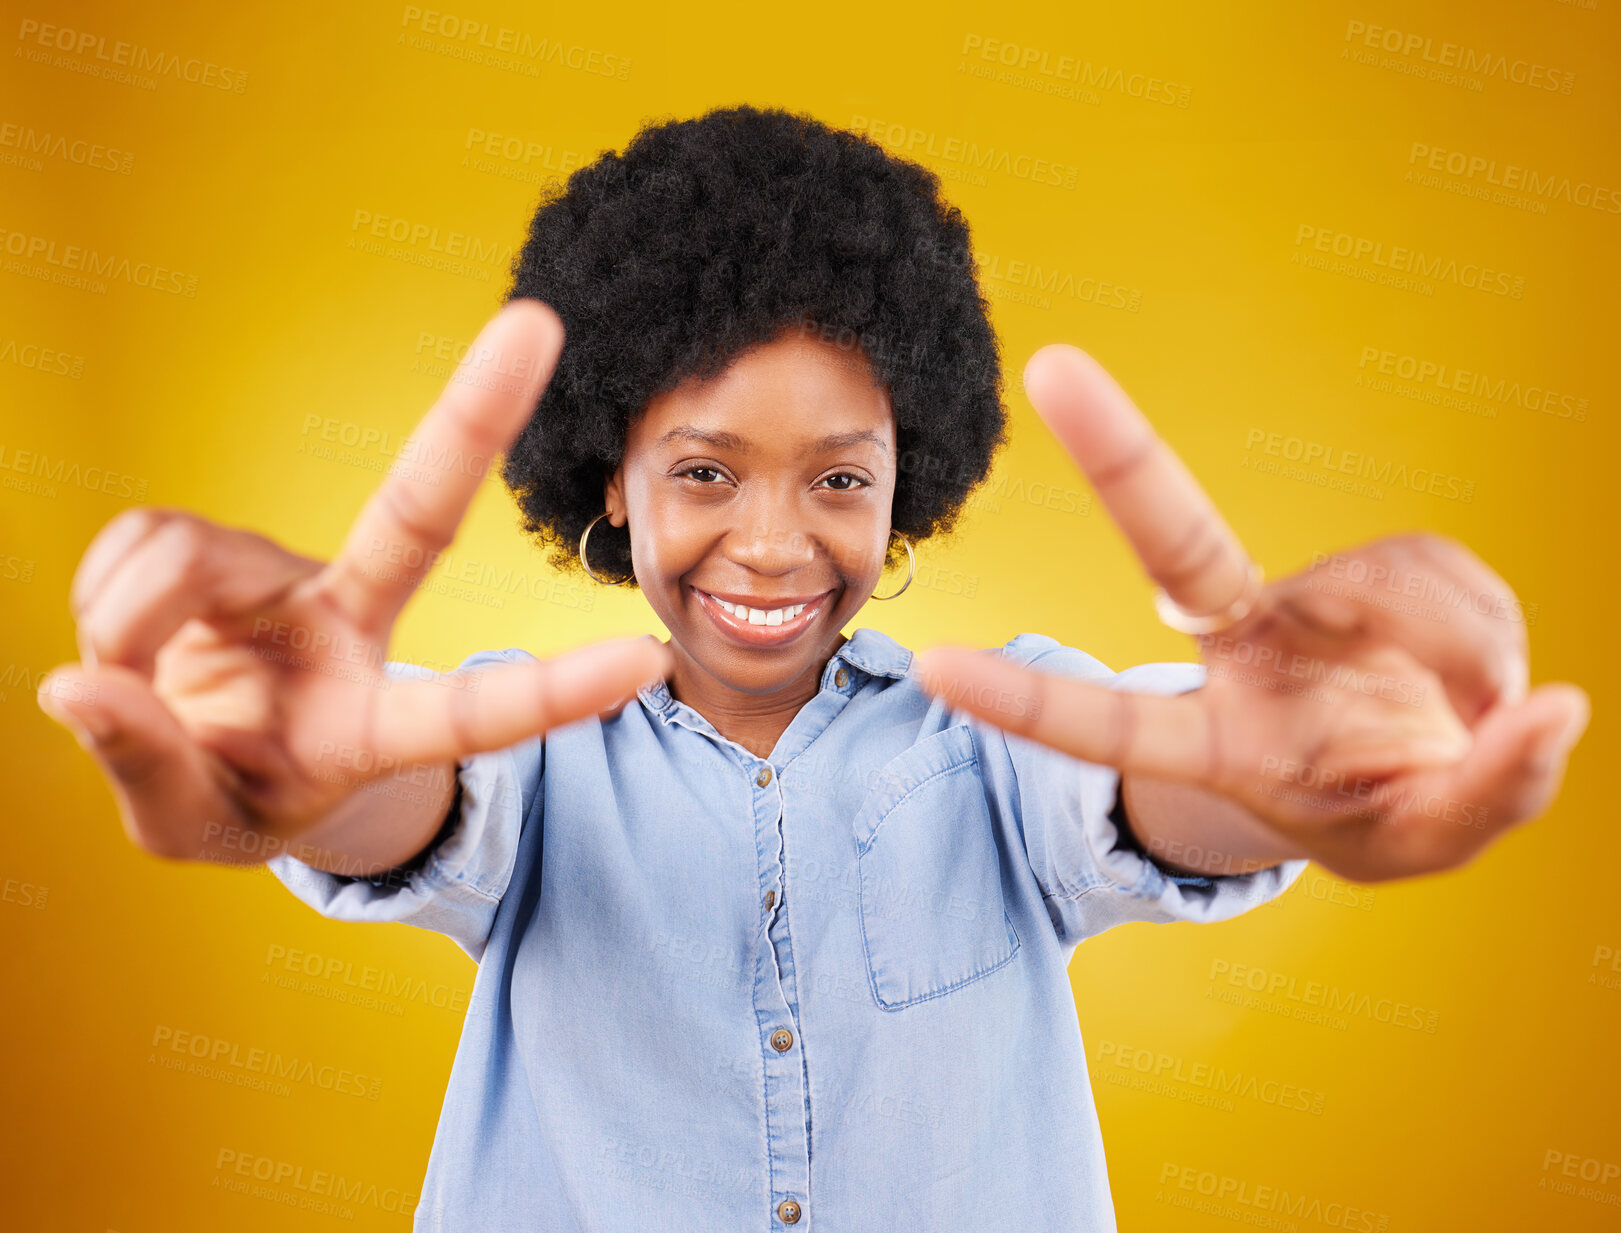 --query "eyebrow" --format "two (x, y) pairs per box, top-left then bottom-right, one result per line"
(653, 425), (890, 457)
